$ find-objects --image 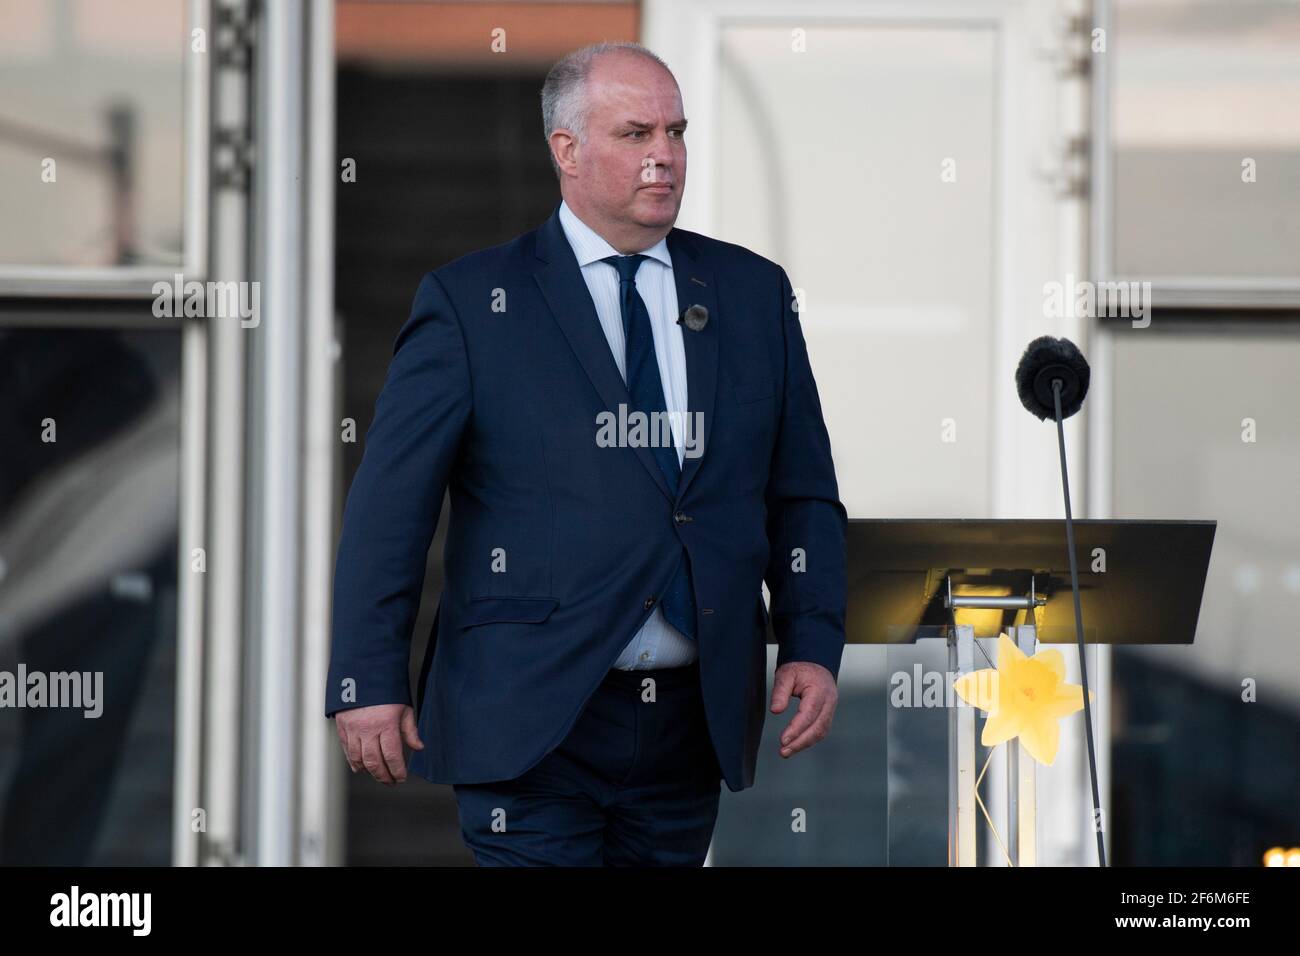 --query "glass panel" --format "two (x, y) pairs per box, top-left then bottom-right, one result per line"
(1112, 0), (1300, 279)
(1111, 331), (1300, 864)
(0, 0), (185, 268)
(708, 645), (887, 865)
(885, 639), (953, 865)
(0, 326), (180, 865)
